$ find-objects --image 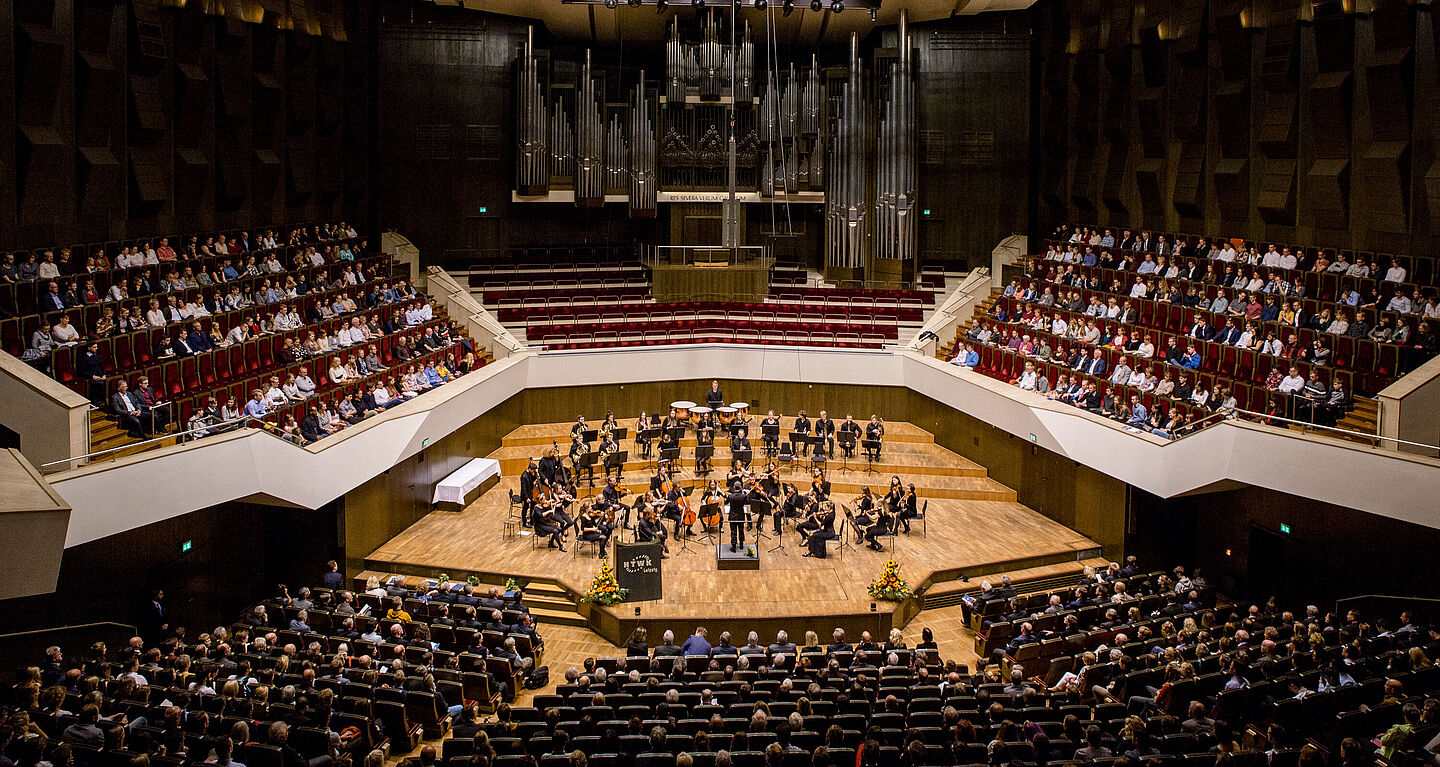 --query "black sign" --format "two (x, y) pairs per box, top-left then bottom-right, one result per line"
(614, 542), (664, 602)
